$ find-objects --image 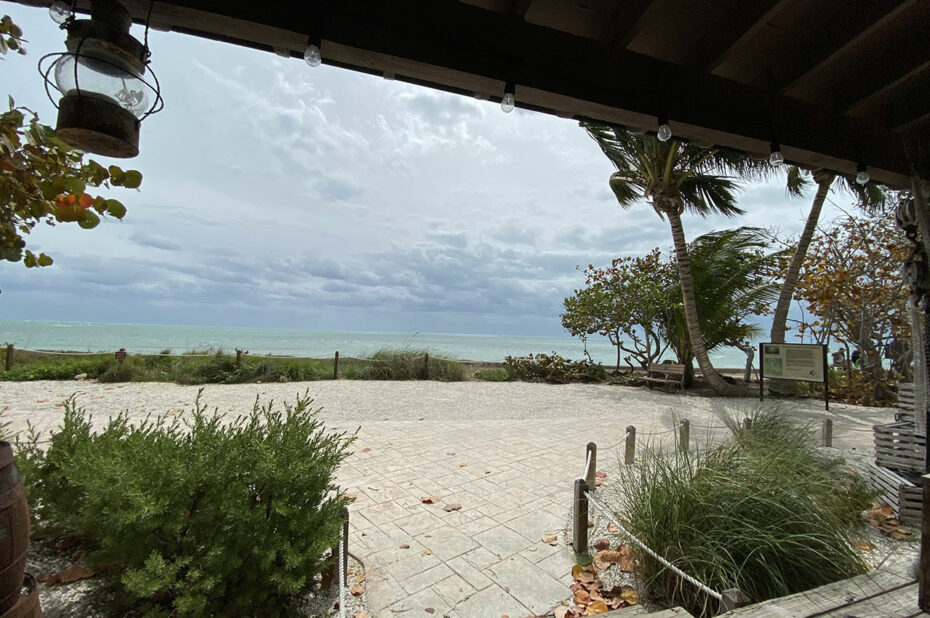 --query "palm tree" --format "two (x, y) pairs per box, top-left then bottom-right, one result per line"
(662, 227), (785, 385)
(583, 123), (766, 395)
(769, 167), (887, 345)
